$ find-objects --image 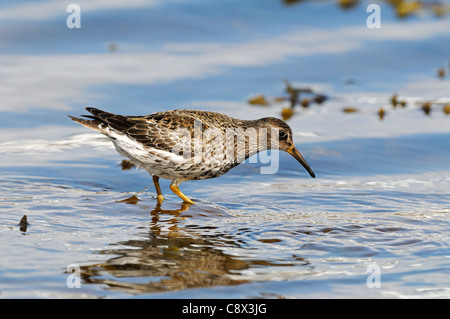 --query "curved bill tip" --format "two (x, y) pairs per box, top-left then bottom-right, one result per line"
(287, 146), (315, 178)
